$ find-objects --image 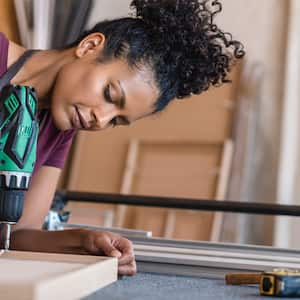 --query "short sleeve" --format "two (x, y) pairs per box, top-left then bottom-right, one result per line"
(43, 130), (76, 169)
(0, 32), (9, 77)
